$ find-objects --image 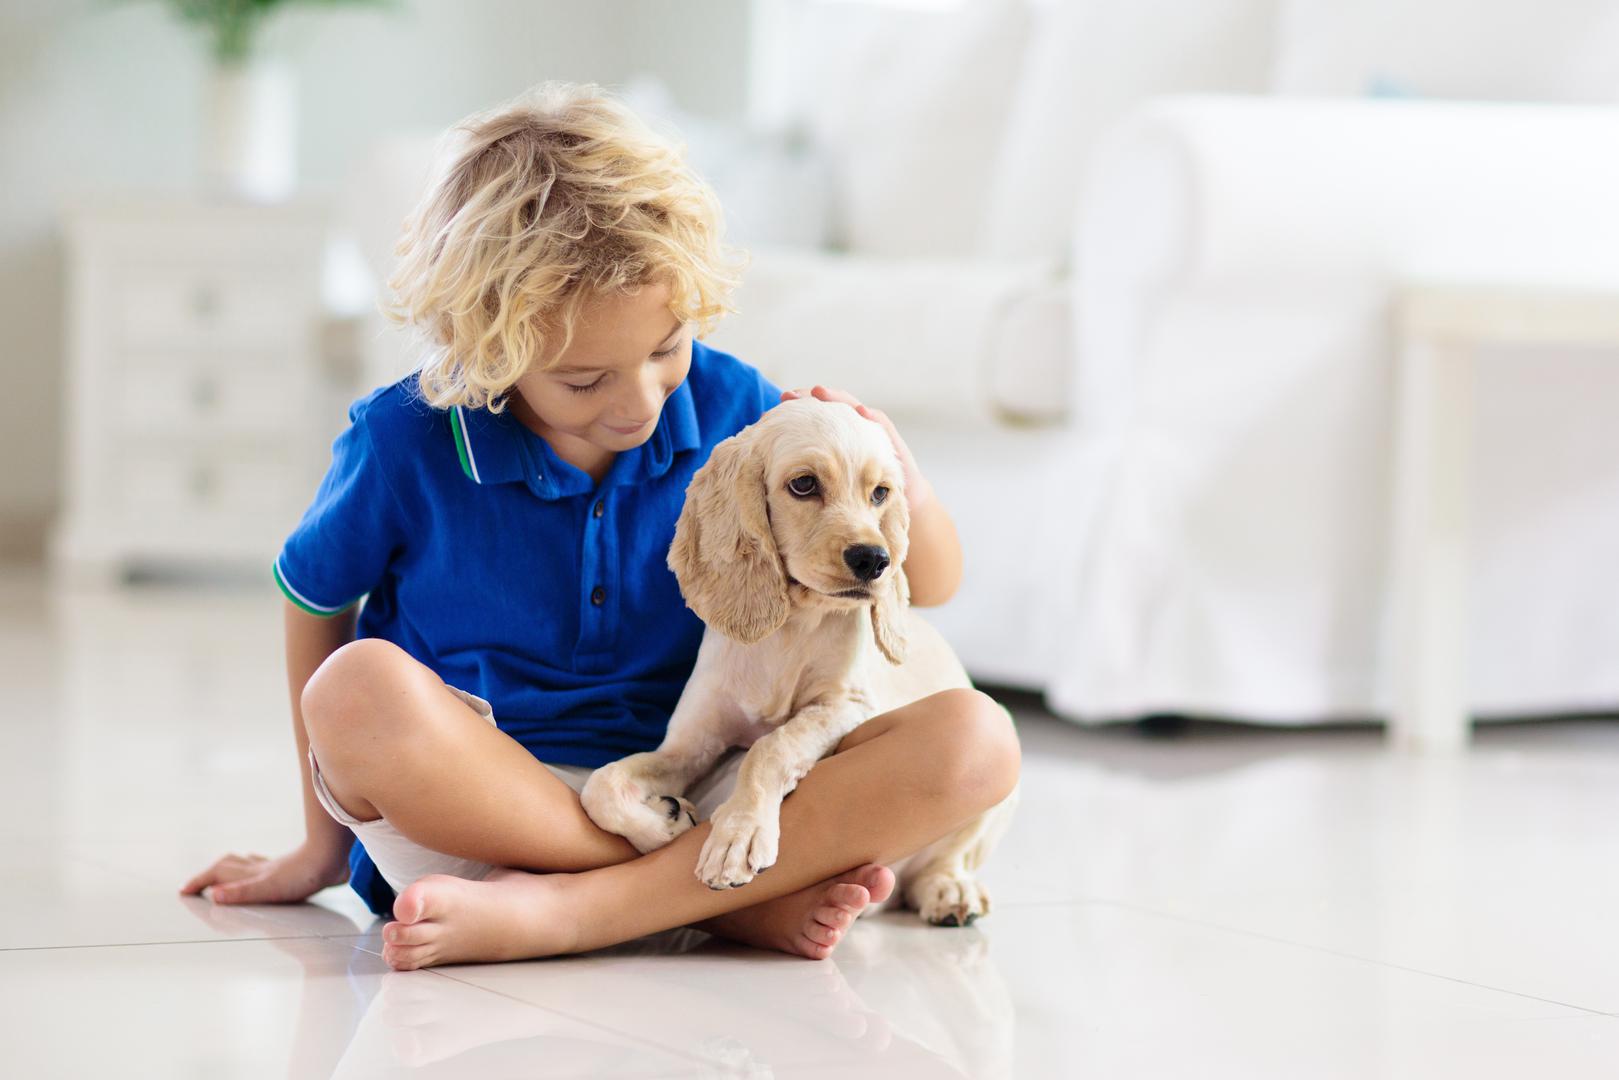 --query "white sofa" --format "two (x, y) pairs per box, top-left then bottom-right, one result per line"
(893, 96), (1619, 726)
(707, 1), (1619, 726)
(340, 0), (1619, 726)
